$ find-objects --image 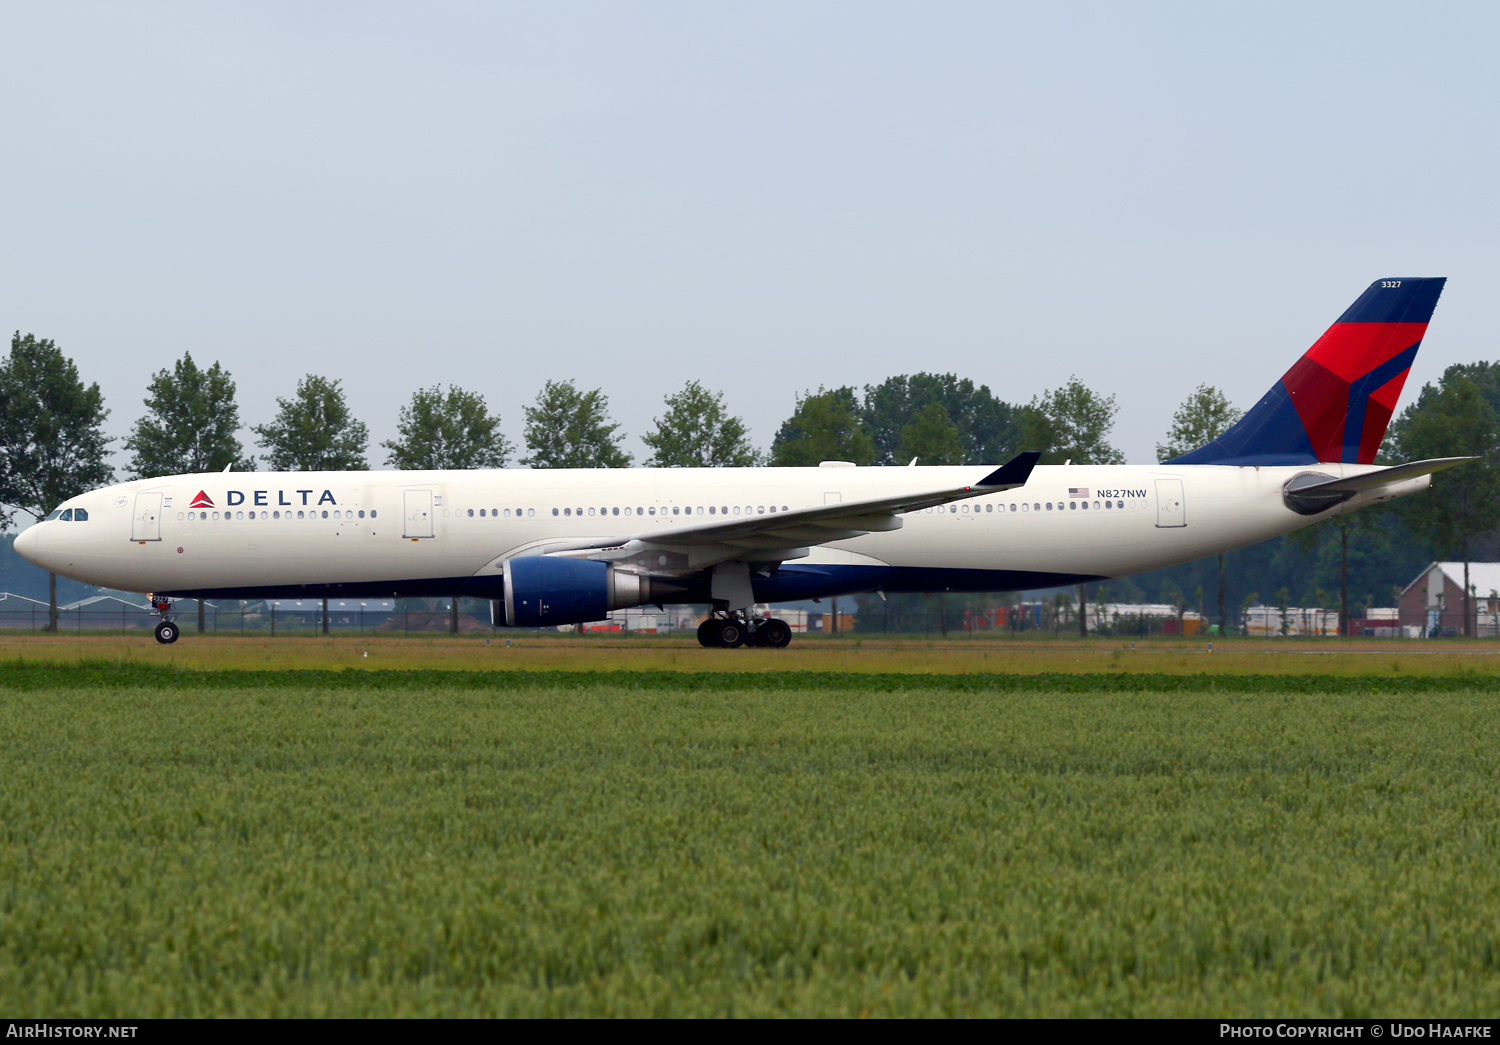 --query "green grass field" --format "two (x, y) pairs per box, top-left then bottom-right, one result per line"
(3, 665), (1500, 1016)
